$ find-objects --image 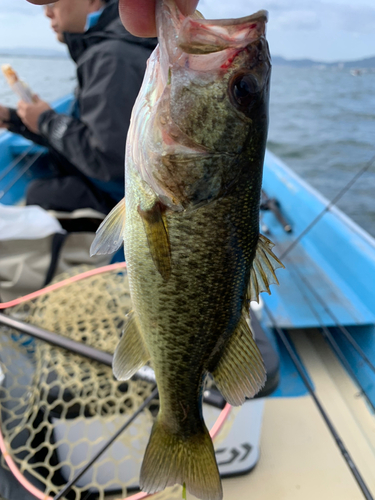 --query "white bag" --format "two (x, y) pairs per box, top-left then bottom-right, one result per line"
(0, 204), (65, 241)
(0, 205), (111, 302)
